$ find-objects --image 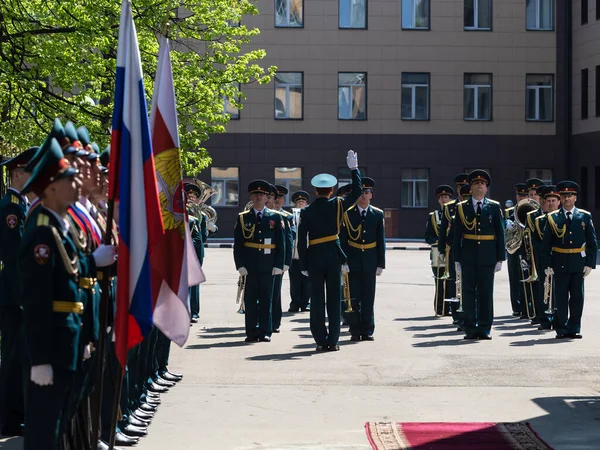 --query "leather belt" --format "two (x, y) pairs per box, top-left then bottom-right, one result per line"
(463, 234), (496, 241)
(244, 242), (276, 250)
(348, 241), (377, 251)
(78, 277), (97, 289)
(309, 234), (338, 246)
(53, 301), (84, 315)
(552, 245), (585, 254)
